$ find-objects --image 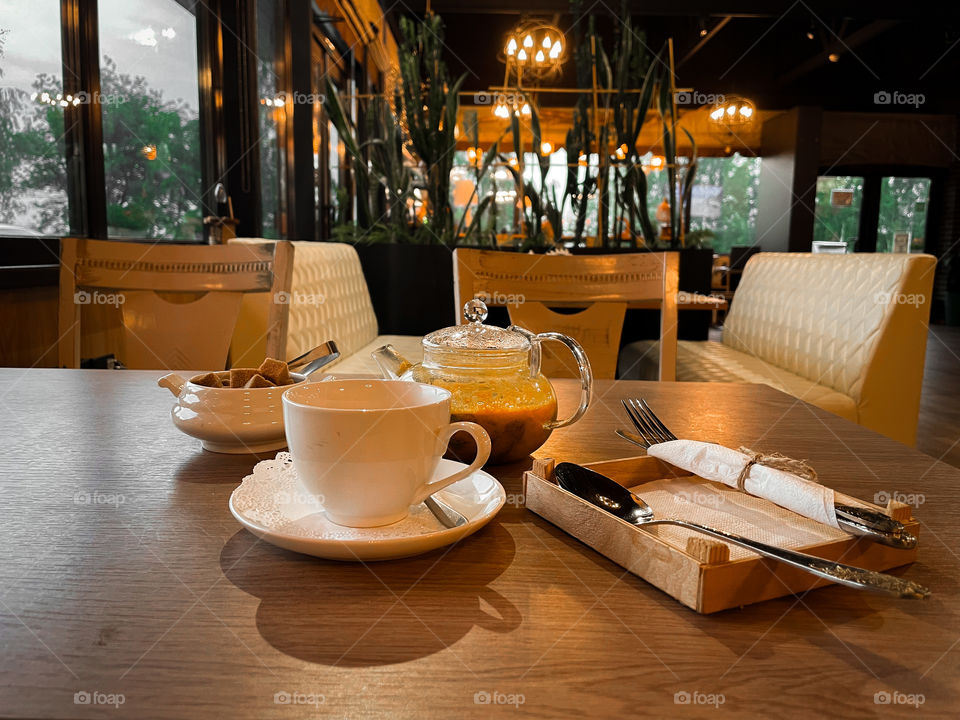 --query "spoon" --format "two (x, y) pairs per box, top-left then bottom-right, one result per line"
(424, 495), (467, 529)
(554, 462), (929, 599)
(287, 341), (340, 376)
